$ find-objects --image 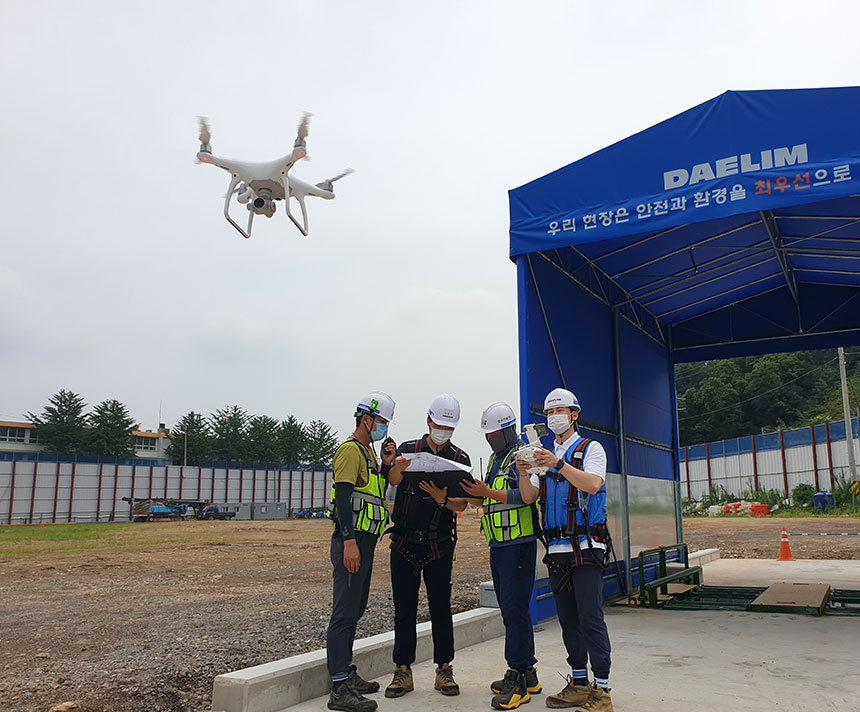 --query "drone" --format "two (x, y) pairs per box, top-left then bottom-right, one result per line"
(196, 113), (352, 239)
